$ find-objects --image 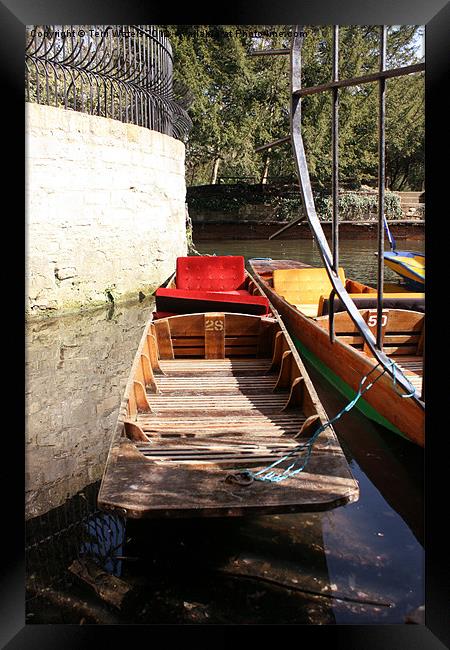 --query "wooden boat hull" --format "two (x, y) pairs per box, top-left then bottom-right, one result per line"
(248, 259), (425, 447)
(98, 268), (359, 518)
